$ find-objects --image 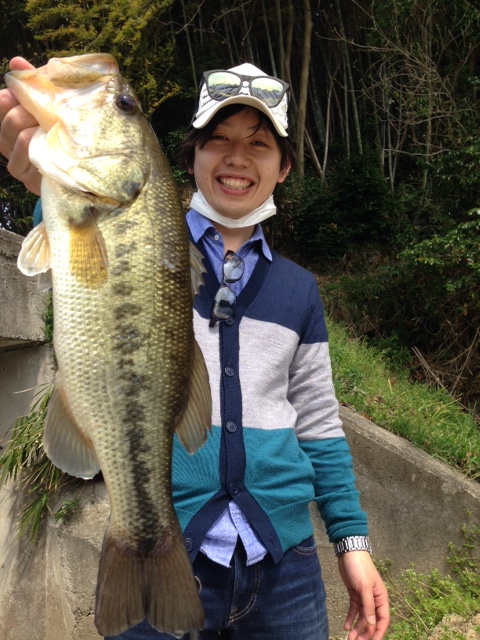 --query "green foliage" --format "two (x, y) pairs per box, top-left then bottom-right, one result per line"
(323, 208), (480, 403)
(42, 292), (54, 344)
(24, 0), (179, 114)
(379, 520), (480, 639)
(328, 320), (480, 480)
(158, 126), (189, 183)
(272, 150), (393, 264)
(0, 387), (79, 541)
(0, 0), (42, 65)
(432, 138), (480, 217)
(0, 168), (38, 234)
